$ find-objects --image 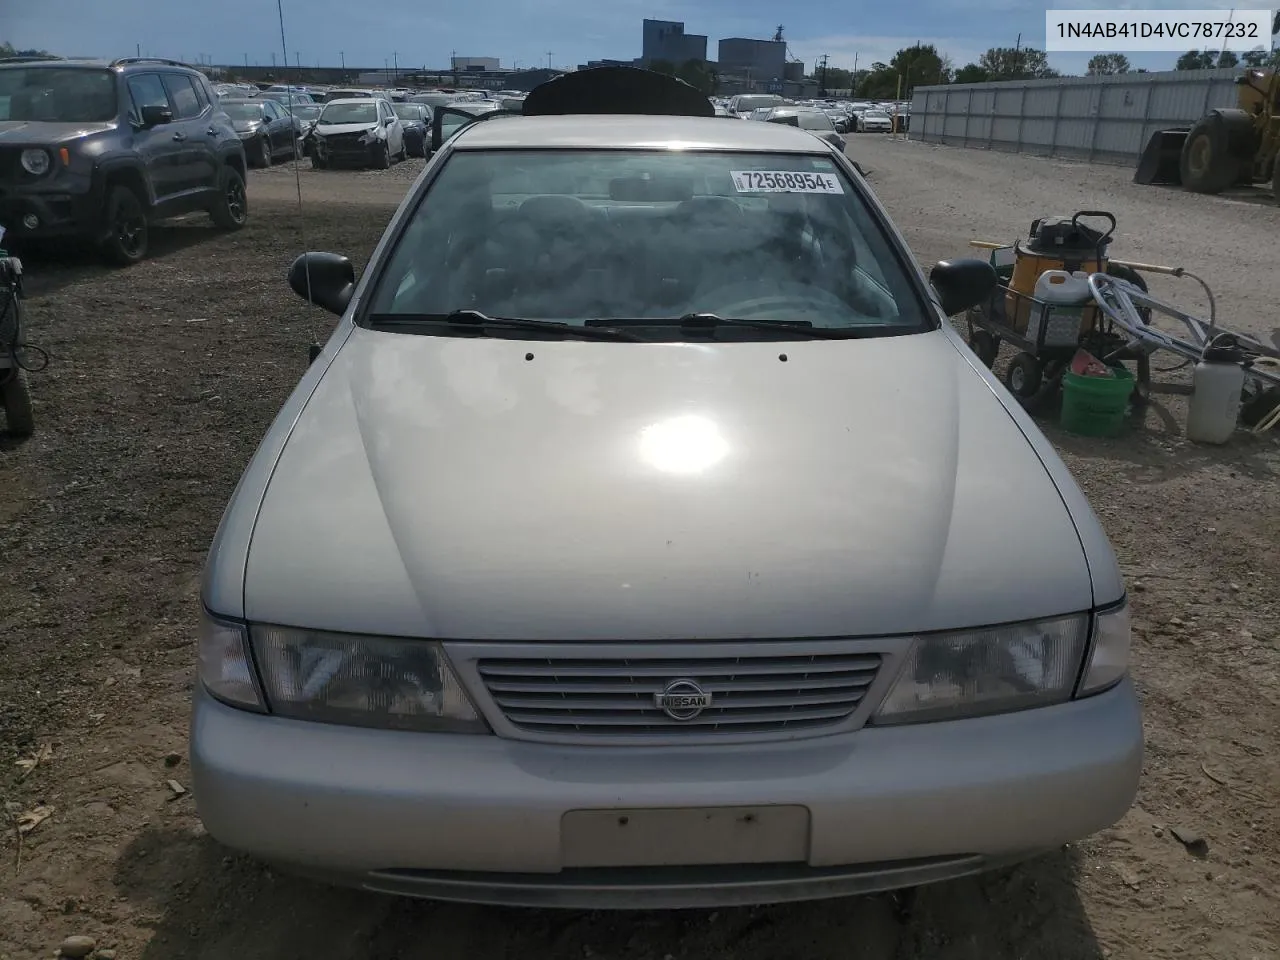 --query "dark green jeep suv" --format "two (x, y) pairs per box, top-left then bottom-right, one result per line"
(0, 56), (248, 264)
